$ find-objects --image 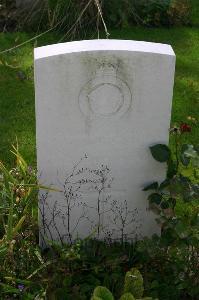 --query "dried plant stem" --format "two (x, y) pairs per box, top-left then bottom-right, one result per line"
(0, 20), (62, 55)
(0, 0), (109, 55)
(94, 0), (110, 38)
(58, 0), (93, 42)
